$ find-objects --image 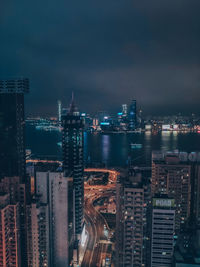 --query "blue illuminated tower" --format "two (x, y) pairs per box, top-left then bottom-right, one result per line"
(129, 99), (137, 130)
